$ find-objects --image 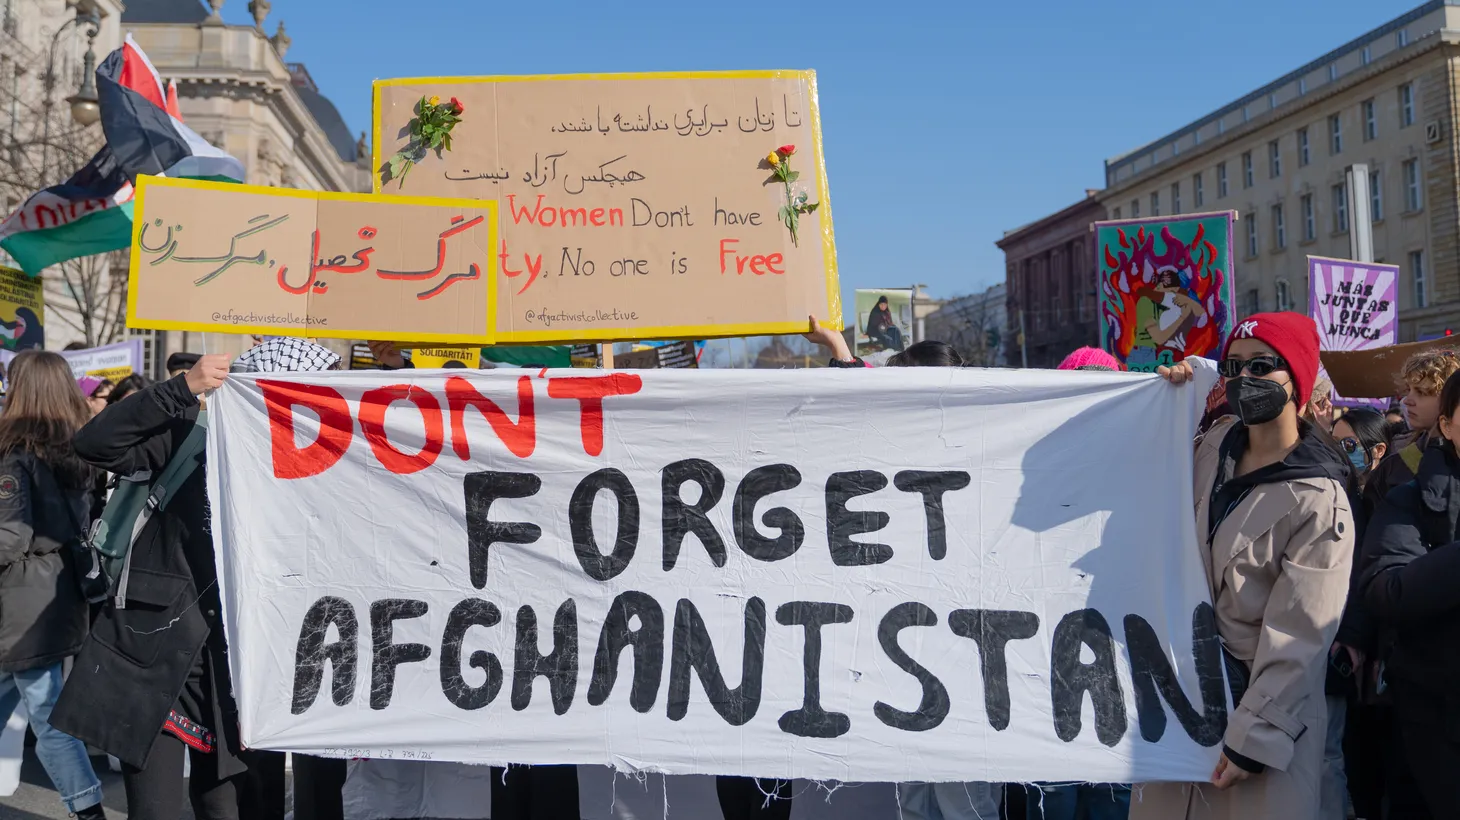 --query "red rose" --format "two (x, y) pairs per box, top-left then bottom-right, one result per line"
(450, 96), (464, 114)
(778, 144), (796, 157)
